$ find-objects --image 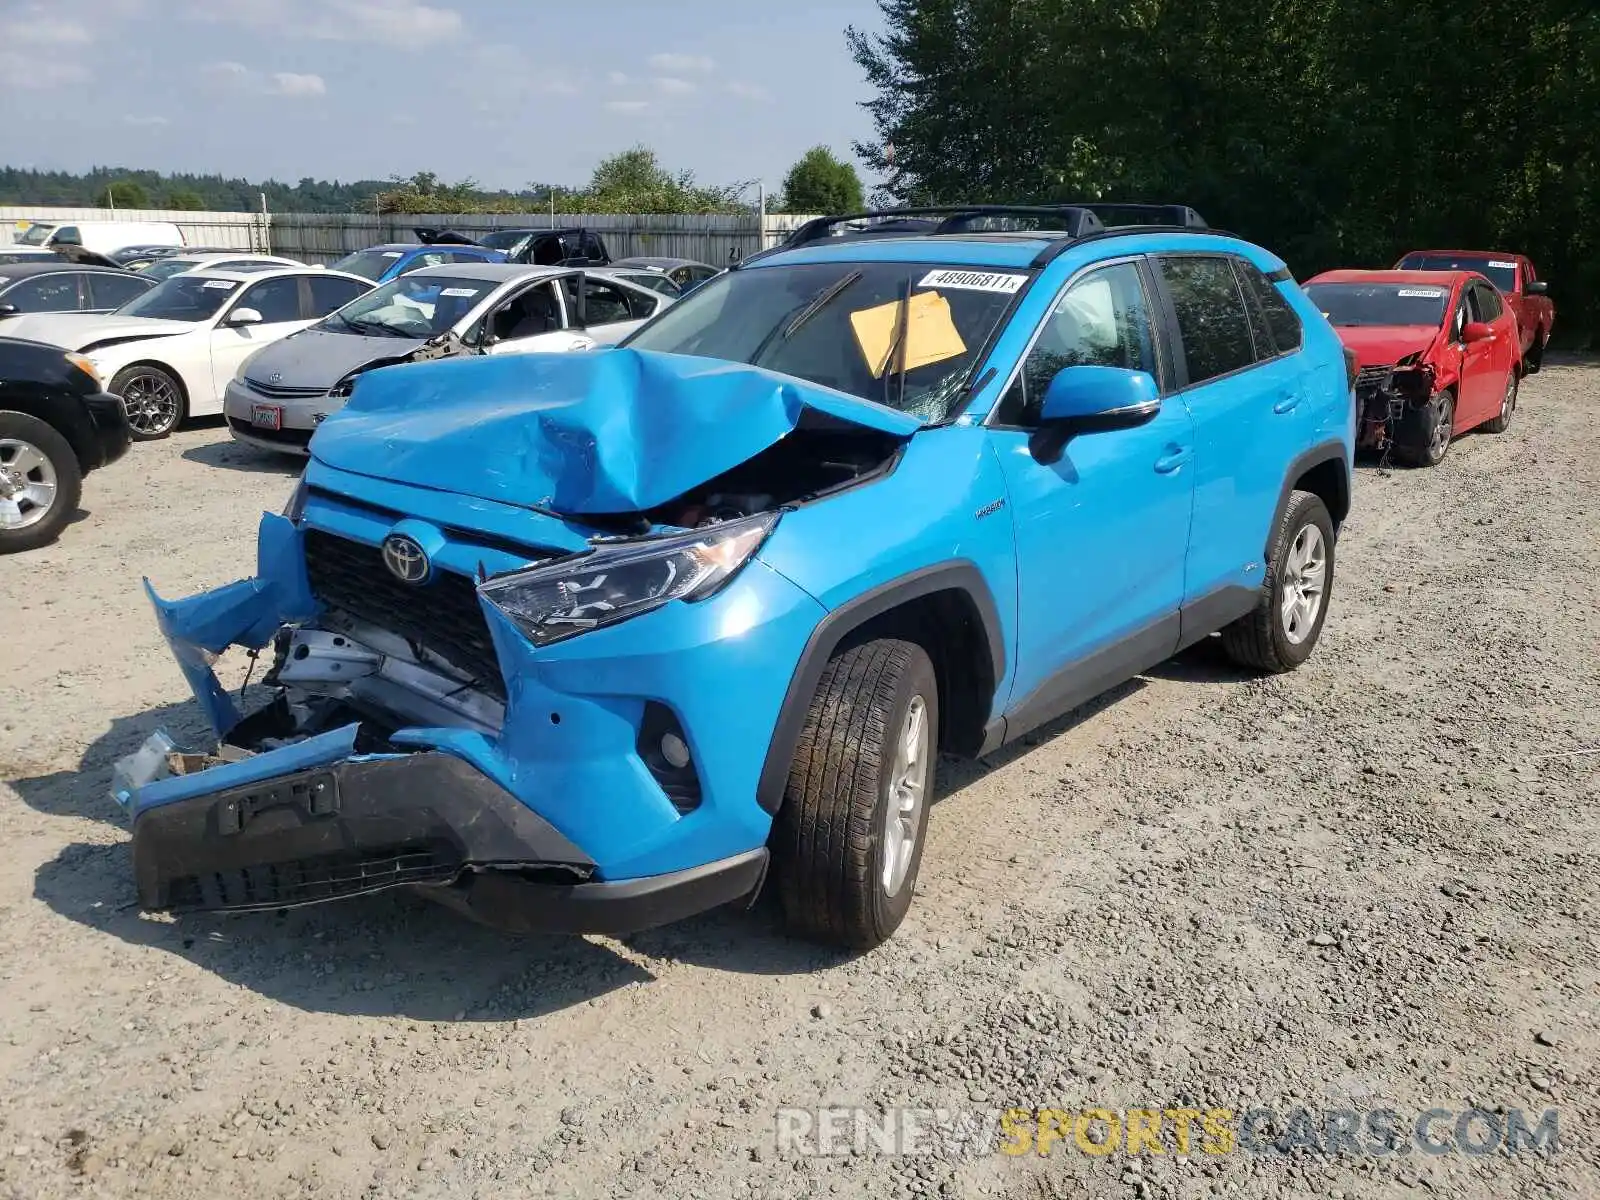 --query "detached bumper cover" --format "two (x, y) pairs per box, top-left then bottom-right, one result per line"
(131, 749), (768, 934)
